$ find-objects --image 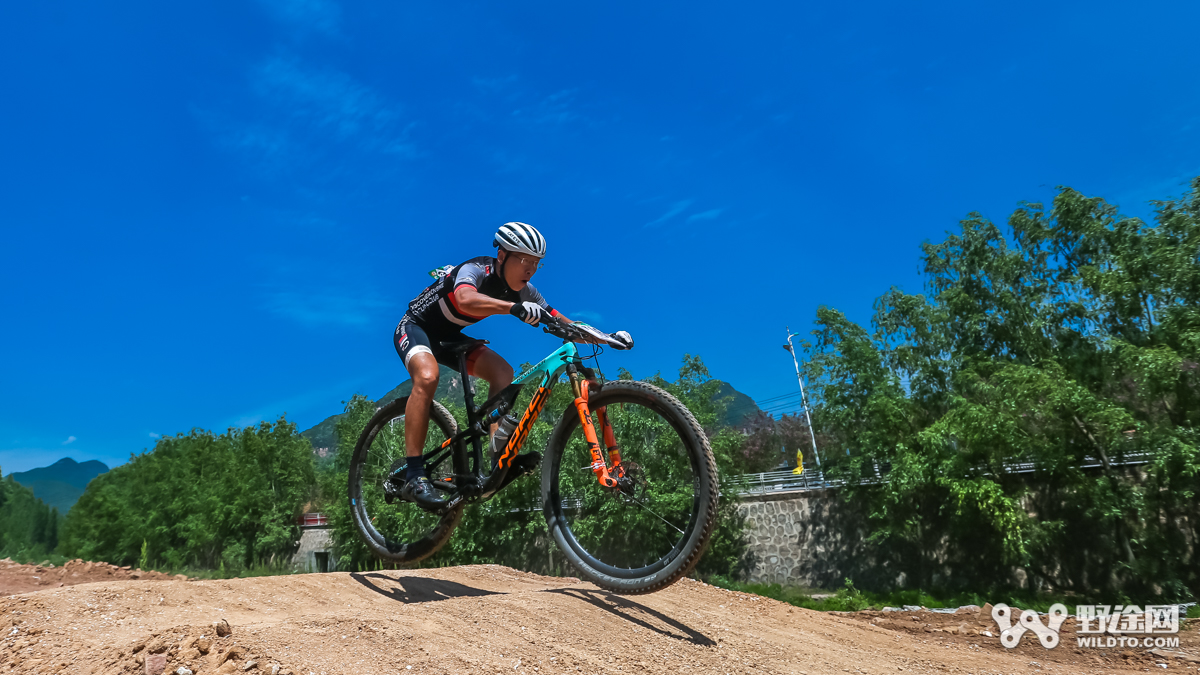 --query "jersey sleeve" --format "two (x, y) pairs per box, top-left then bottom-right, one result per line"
(520, 284), (558, 317)
(452, 260), (489, 291)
